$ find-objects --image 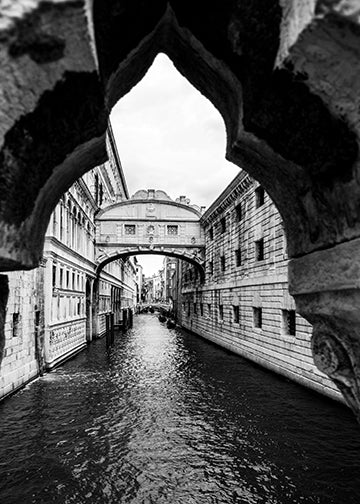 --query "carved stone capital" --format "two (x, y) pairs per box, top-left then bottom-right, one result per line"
(289, 239), (360, 420)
